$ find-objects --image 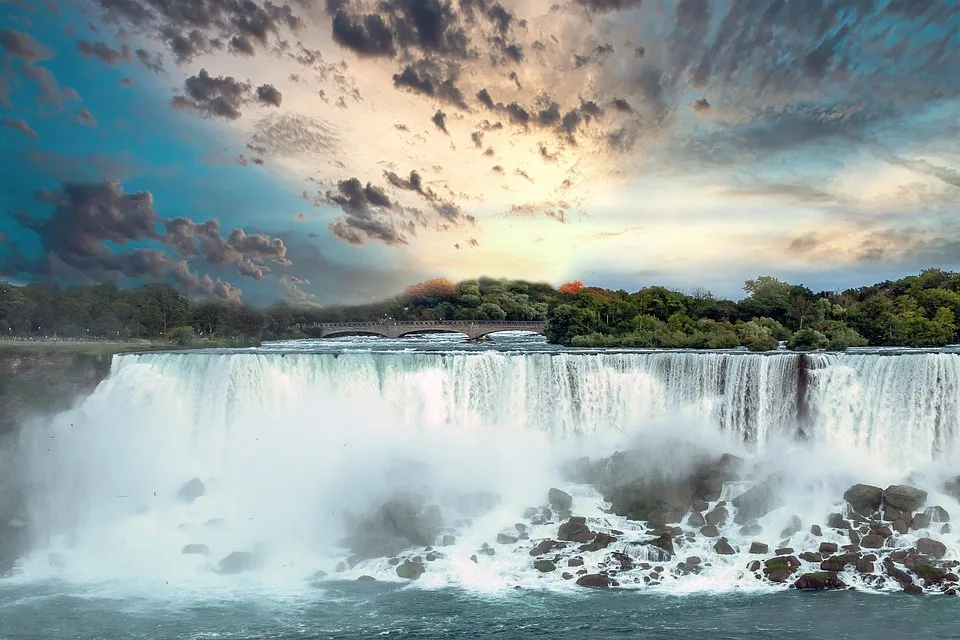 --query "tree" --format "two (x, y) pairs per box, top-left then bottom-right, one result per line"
(558, 280), (585, 295)
(737, 321), (779, 352)
(168, 325), (196, 347)
(788, 328), (829, 352)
